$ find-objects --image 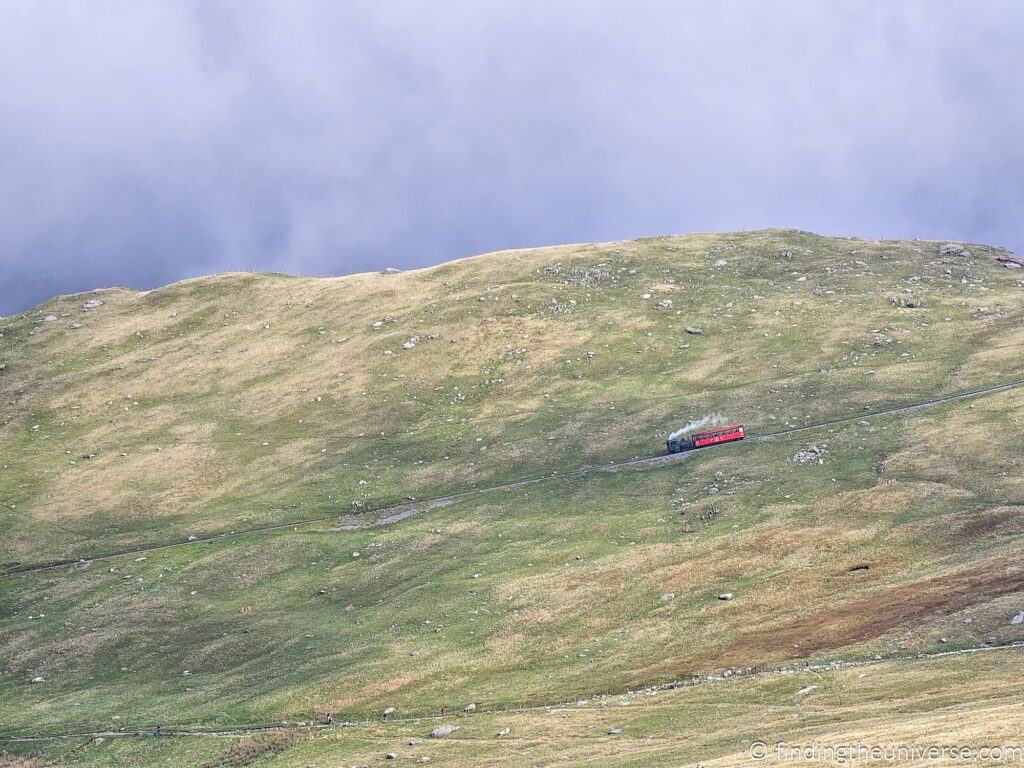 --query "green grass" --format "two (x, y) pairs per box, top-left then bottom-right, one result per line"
(9, 647), (1024, 767)
(2, 230), (1024, 765)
